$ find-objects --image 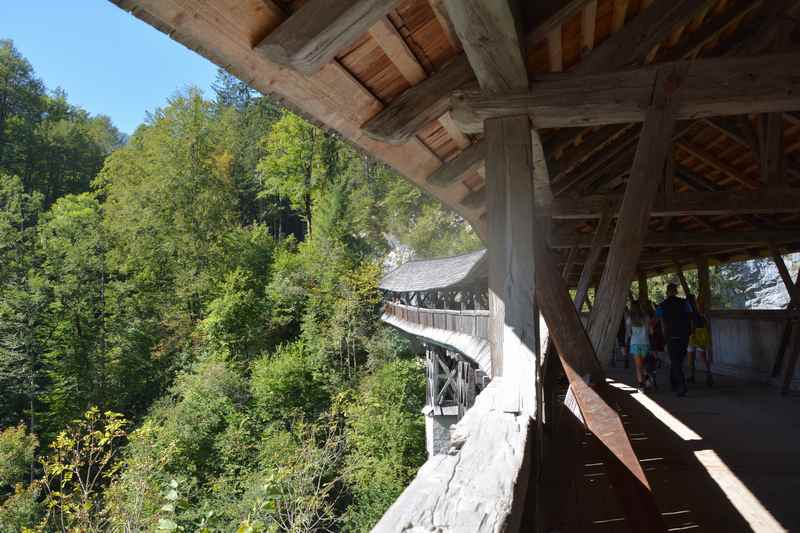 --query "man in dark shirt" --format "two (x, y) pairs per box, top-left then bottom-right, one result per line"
(656, 283), (693, 396)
